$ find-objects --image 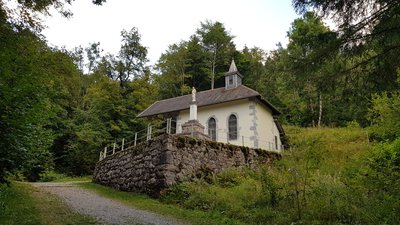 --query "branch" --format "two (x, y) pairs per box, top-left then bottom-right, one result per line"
(341, 44), (400, 74)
